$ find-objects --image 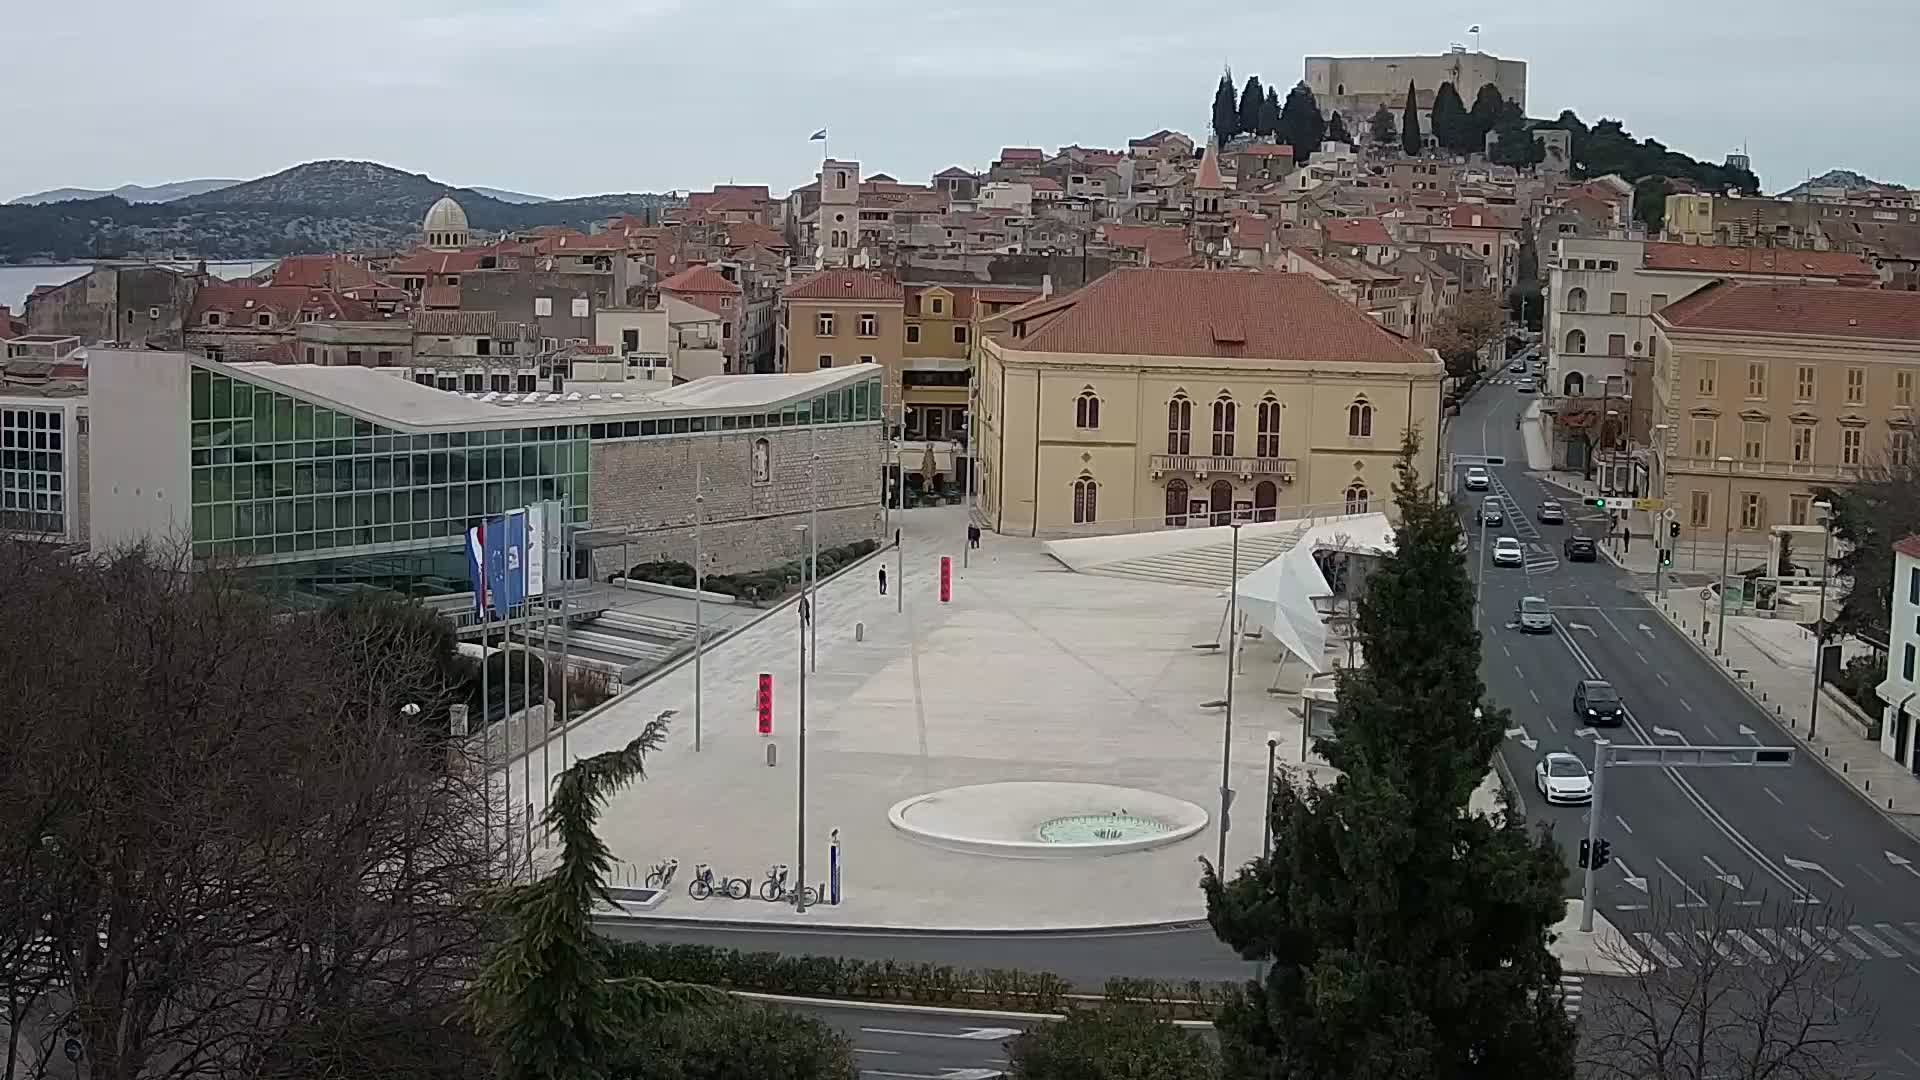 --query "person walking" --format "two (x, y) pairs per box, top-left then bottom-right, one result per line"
(877, 565), (888, 596)
(967, 524), (981, 549)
